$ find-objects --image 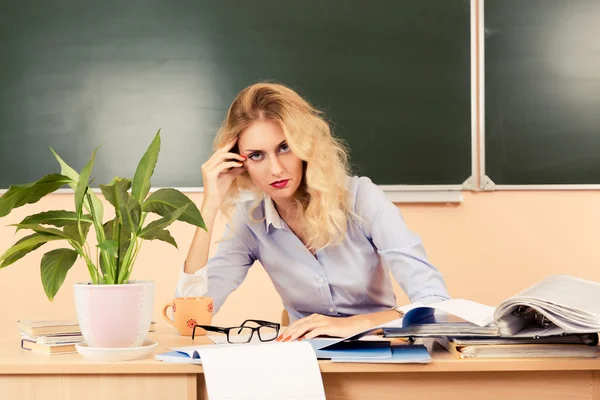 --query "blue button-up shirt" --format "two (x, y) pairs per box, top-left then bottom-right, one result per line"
(177, 176), (450, 323)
